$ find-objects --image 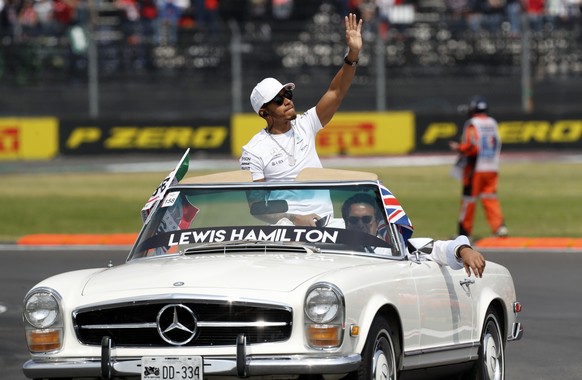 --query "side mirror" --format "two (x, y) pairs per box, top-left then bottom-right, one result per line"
(407, 238), (433, 252)
(407, 237), (434, 263)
